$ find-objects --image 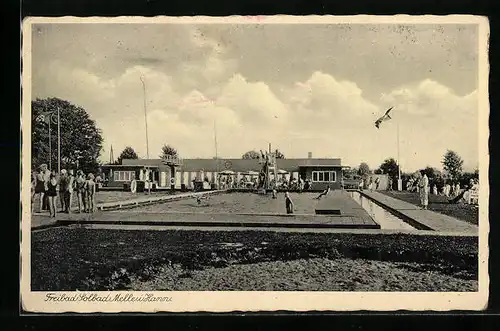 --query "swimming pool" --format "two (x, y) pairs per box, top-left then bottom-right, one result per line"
(348, 191), (416, 230)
